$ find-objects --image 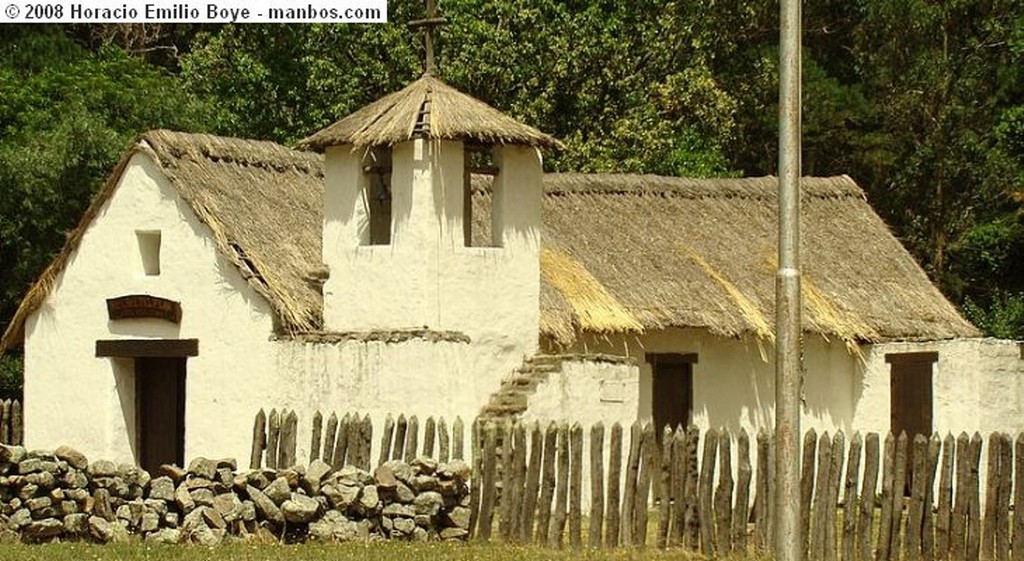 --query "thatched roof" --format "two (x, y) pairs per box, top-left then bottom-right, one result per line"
(0, 131), (978, 353)
(298, 75), (560, 151)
